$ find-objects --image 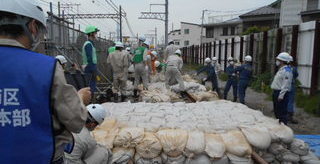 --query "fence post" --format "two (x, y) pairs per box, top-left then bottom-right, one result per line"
(249, 34), (254, 57)
(311, 21), (320, 95)
(240, 36), (244, 63)
(276, 28), (283, 55)
(219, 40), (222, 64)
(209, 42), (212, 59)
(262, 31), (268, 73)
(291, 25), (299, 66)
(224, 39), (228, 71)
(202, 43), (206, 64)
(213, 41), (216, 57)
(231, 38), (235, 58)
